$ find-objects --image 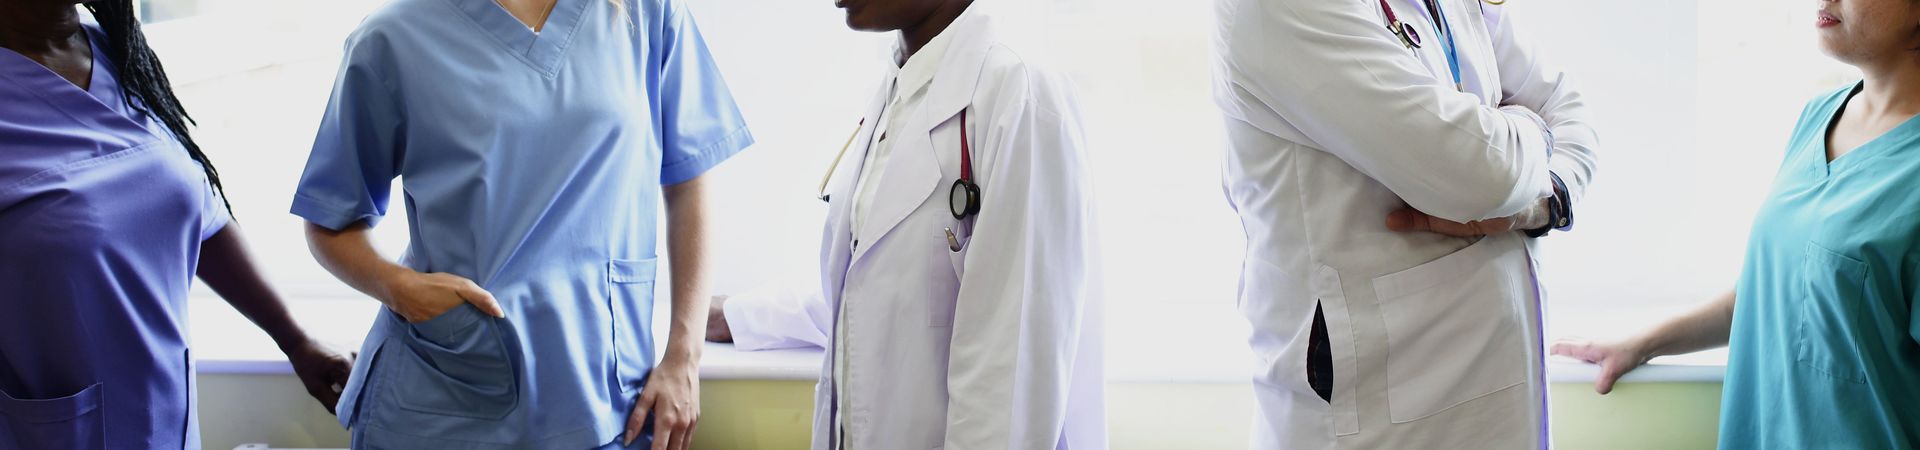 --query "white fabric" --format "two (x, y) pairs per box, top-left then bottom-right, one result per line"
(799, 4), (1106, 449)
(1212, 0), (1599, 448)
